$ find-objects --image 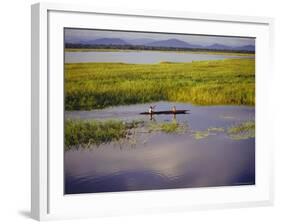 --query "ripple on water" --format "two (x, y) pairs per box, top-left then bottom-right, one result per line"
(65, 102), (255, 194)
